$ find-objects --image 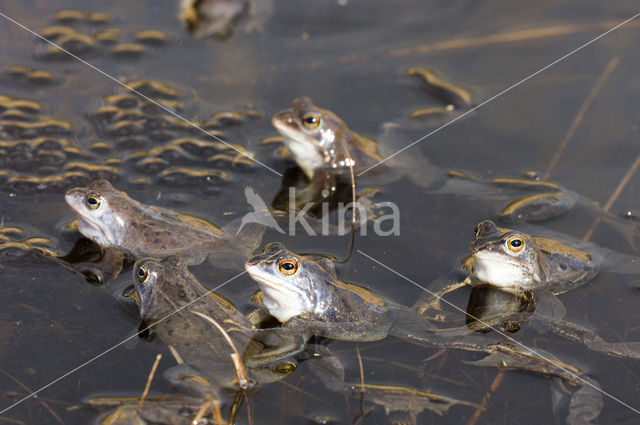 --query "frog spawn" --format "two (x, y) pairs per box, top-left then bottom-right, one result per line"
(87, 79), (258, 188)
(0, 93), (104, 193)
(0, 225), (58, 264)
(34, 9), (173, 61)
(0, 64), (56, 86)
